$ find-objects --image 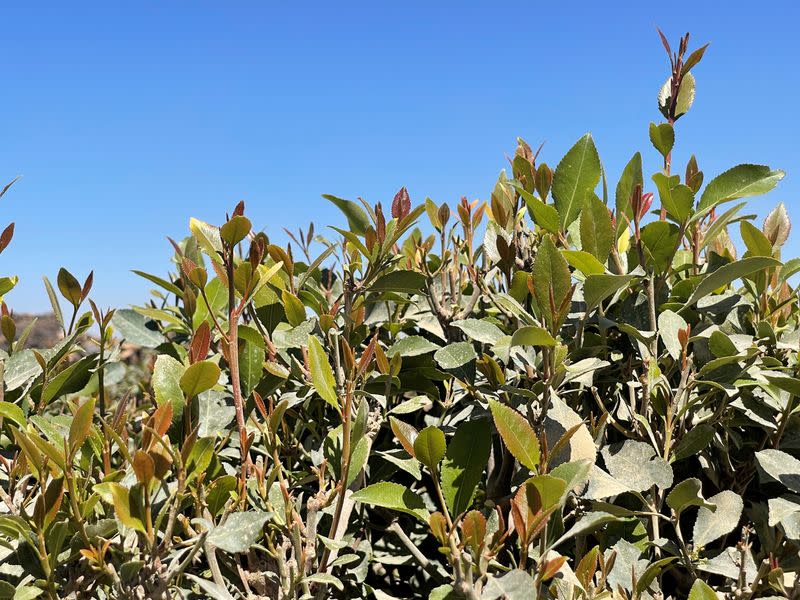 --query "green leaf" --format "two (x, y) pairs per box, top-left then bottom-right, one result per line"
(562, 250), (605, 276)
(579, 193), (614, 262)
(583, 274), (635, 310)
(516, 186), (560, 235)
(219, 215), (251, 246)
(648, 122), (674, 158)
(451, 319), (505, 345)
(206, 475), (238, 516)
(685, 257), (781, 306)
(56, 268), (82, 307)
(640, 221), (680, 274)
(666, 478), (714, 514)
(68, 398), (96, 455)
(441, 419), (491, 516)
(698, 164), (785, 213)
(184, 575), (234, 600)
(304, 574), (344, 592)
(112, 309), (166, 348)
(388, 335), (440, 357)
(152, 355), (186, 418)
(323, 194), (370, 235)
(764, 374), (800, 397)
(307, 335), (338, 409)
(740, 220), (773, 257)
(510, 326), (556, 347)
(197, 391), (236, 438)
(238, 330), (265, 399)
(658, 310), (687, 361)
(482, 570), (537, 600)
(708, 331), (737, 358)
(688, 579), (717, 600)
(132, 270), (183, 296)
(755, 449), (800, 492)
(692, 490), (743, 548)
(281, 290), (306, 327)
(95, 482), (146, 533)
(553, 511), (619, 548)
(413, 426), (446, 472)
(672, 424), (714, 462)
(531, 236), (572, 330)
(179, 360), (220, 398)
(615, 152), (643, 236)
(429, 584), (463, 600)
(601, 440), (673, 492)
(351, 482), (429, 522)
(434, 342), (477, 370)
(371, 270), (427, 294)
(652, 173), (694, 223)
(189, 217), (224, 260)
(525, 474), (567, 512)
(658, 72), (696, 119)
(41, 356), (96, 405)
(206, 511), (270, 553)
(552, 133), (601, 228)
(0, 401), (26, 428)
(488, 400), (540, 471)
